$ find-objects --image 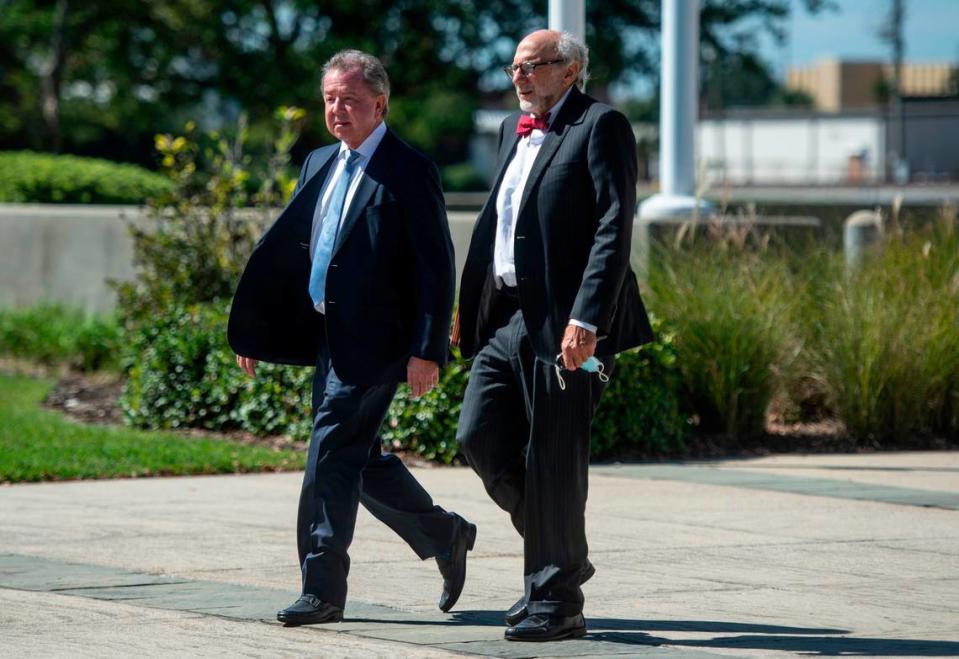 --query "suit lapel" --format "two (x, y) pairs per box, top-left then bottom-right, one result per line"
(302, 146), (339, 191)
(286, 148), (337, 246)
(516, 87), (587, 220)
(332, 131), (388, 255)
